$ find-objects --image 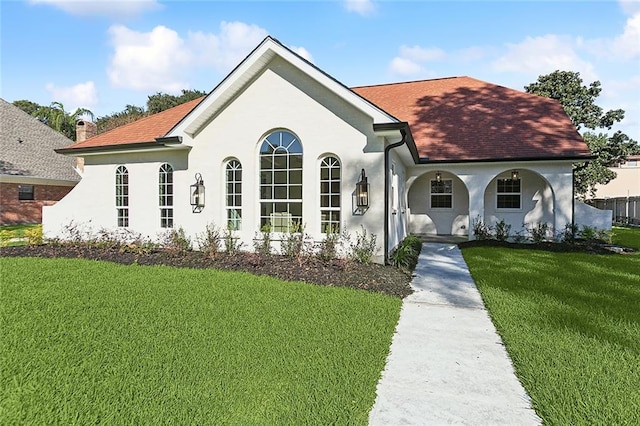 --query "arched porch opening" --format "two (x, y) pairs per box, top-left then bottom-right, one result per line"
(407, 170), (470, 237)
(483, 168), (556, 238)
